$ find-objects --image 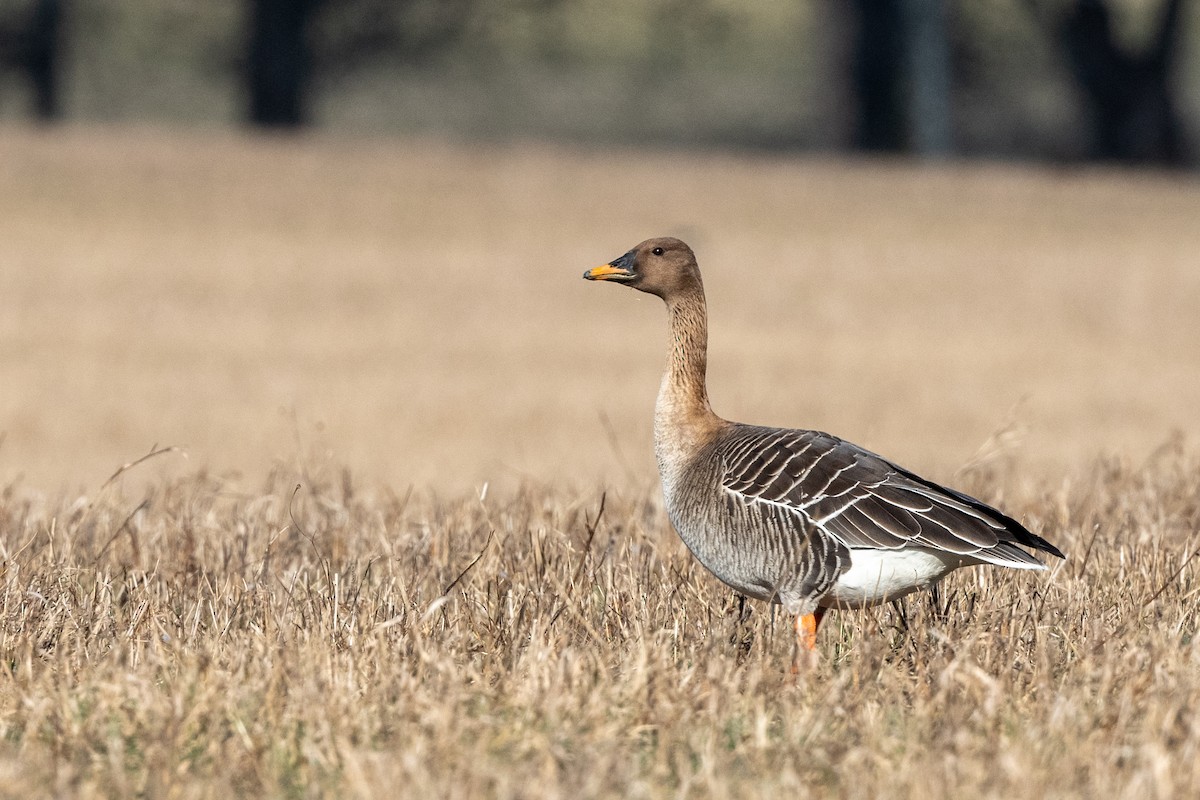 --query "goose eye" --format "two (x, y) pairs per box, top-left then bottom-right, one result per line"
(652, 247), (664, 256)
